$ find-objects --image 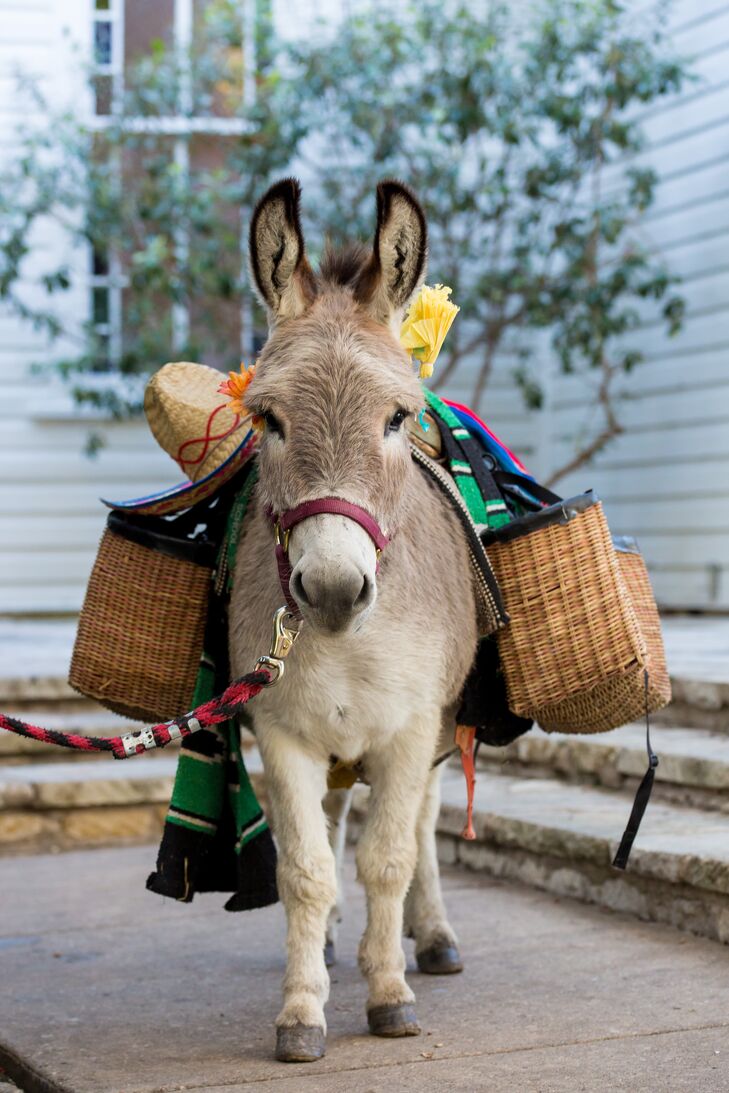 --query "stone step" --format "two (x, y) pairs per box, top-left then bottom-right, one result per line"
(658, 616), (729, 731)
(654, 679), (729, 732)
(0, 747), (265, 855)
(479, 723), (729, 812)
(0, 619), (79, 709)
(0, 757), (177, 855)
(351, 766), (729, 946)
